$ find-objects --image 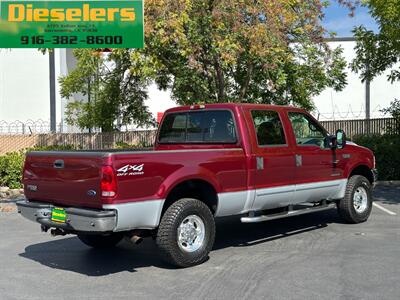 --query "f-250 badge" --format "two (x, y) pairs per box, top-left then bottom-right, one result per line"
(117, 164), (144, 176)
